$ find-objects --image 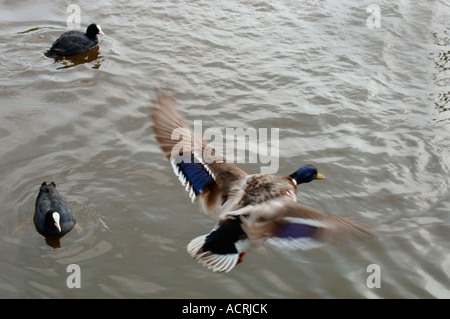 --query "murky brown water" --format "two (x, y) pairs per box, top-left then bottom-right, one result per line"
(0, 0), (449, 298)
